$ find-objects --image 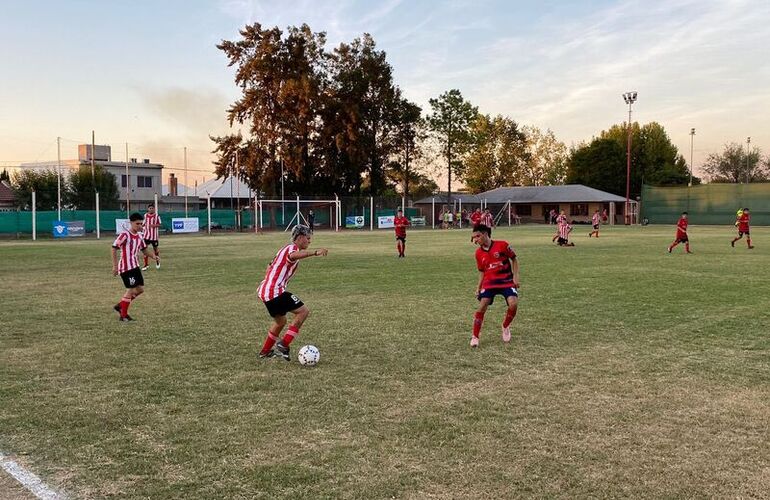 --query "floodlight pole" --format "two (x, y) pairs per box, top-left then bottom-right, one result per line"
(56, 137), (61, 219)
(746, 137), (751, 184)
(622, 91), (638, 224)
(689, 128), (695, 187)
